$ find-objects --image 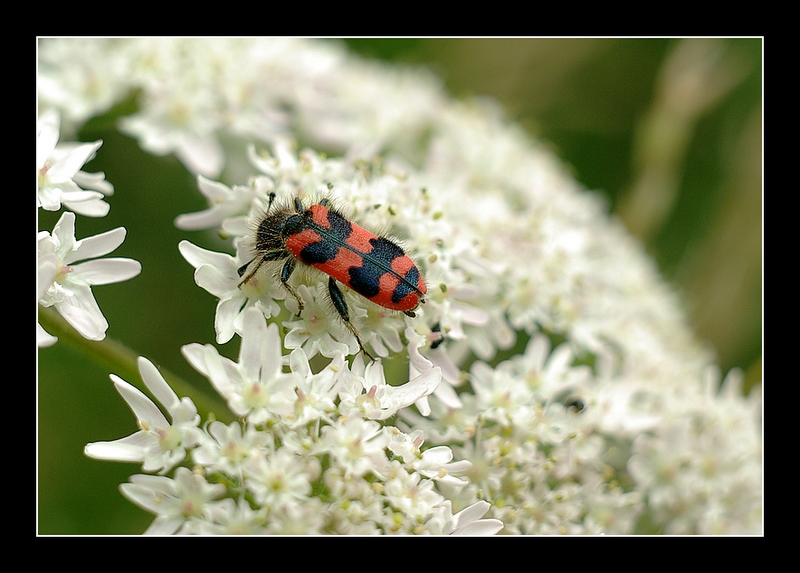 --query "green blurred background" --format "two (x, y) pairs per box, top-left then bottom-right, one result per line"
(37, 38), (762, 534)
